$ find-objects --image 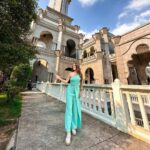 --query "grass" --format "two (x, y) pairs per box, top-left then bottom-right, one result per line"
(0, 93), (22, 126)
